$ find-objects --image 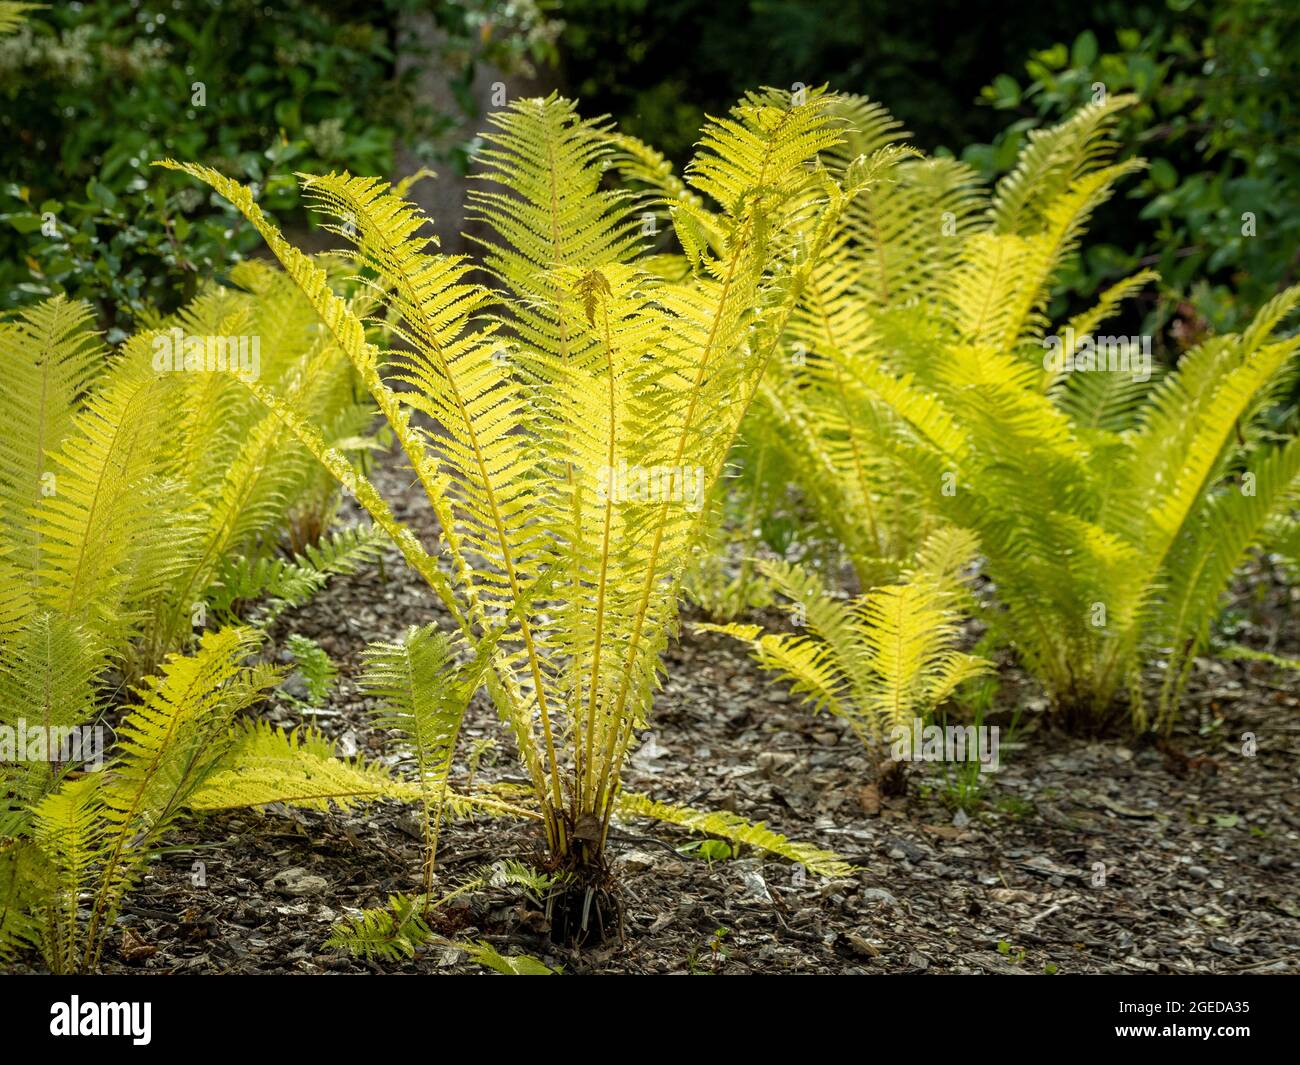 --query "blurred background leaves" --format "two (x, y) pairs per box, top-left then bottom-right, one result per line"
(3, 0), (1295, 349)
